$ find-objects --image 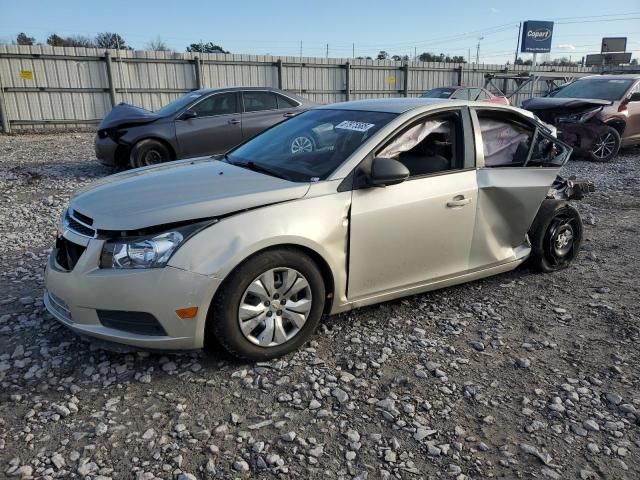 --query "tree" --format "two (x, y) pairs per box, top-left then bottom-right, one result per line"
(515, 57), (533, 66)
(147, 36), (170, 51)
(376, 50), (389, 60)
(186, 42), (229, 54)
(47, 34), (95, 48)
(95, 32), (129, 49)
(16, 32), (35, 45)
(418, 52), (466, 63)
